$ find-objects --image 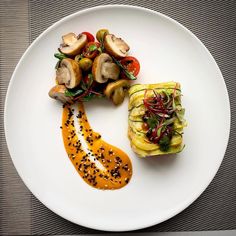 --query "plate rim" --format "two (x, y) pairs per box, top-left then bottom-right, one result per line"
(4, 4), (231, 232)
